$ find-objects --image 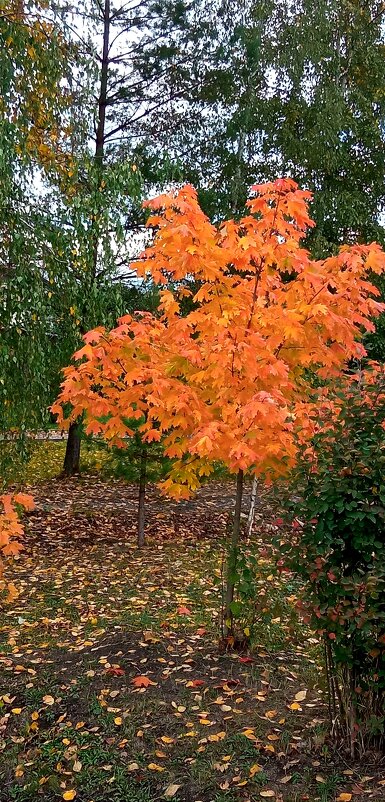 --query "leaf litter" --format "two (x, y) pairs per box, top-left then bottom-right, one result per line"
(0, 475), (384, 801)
